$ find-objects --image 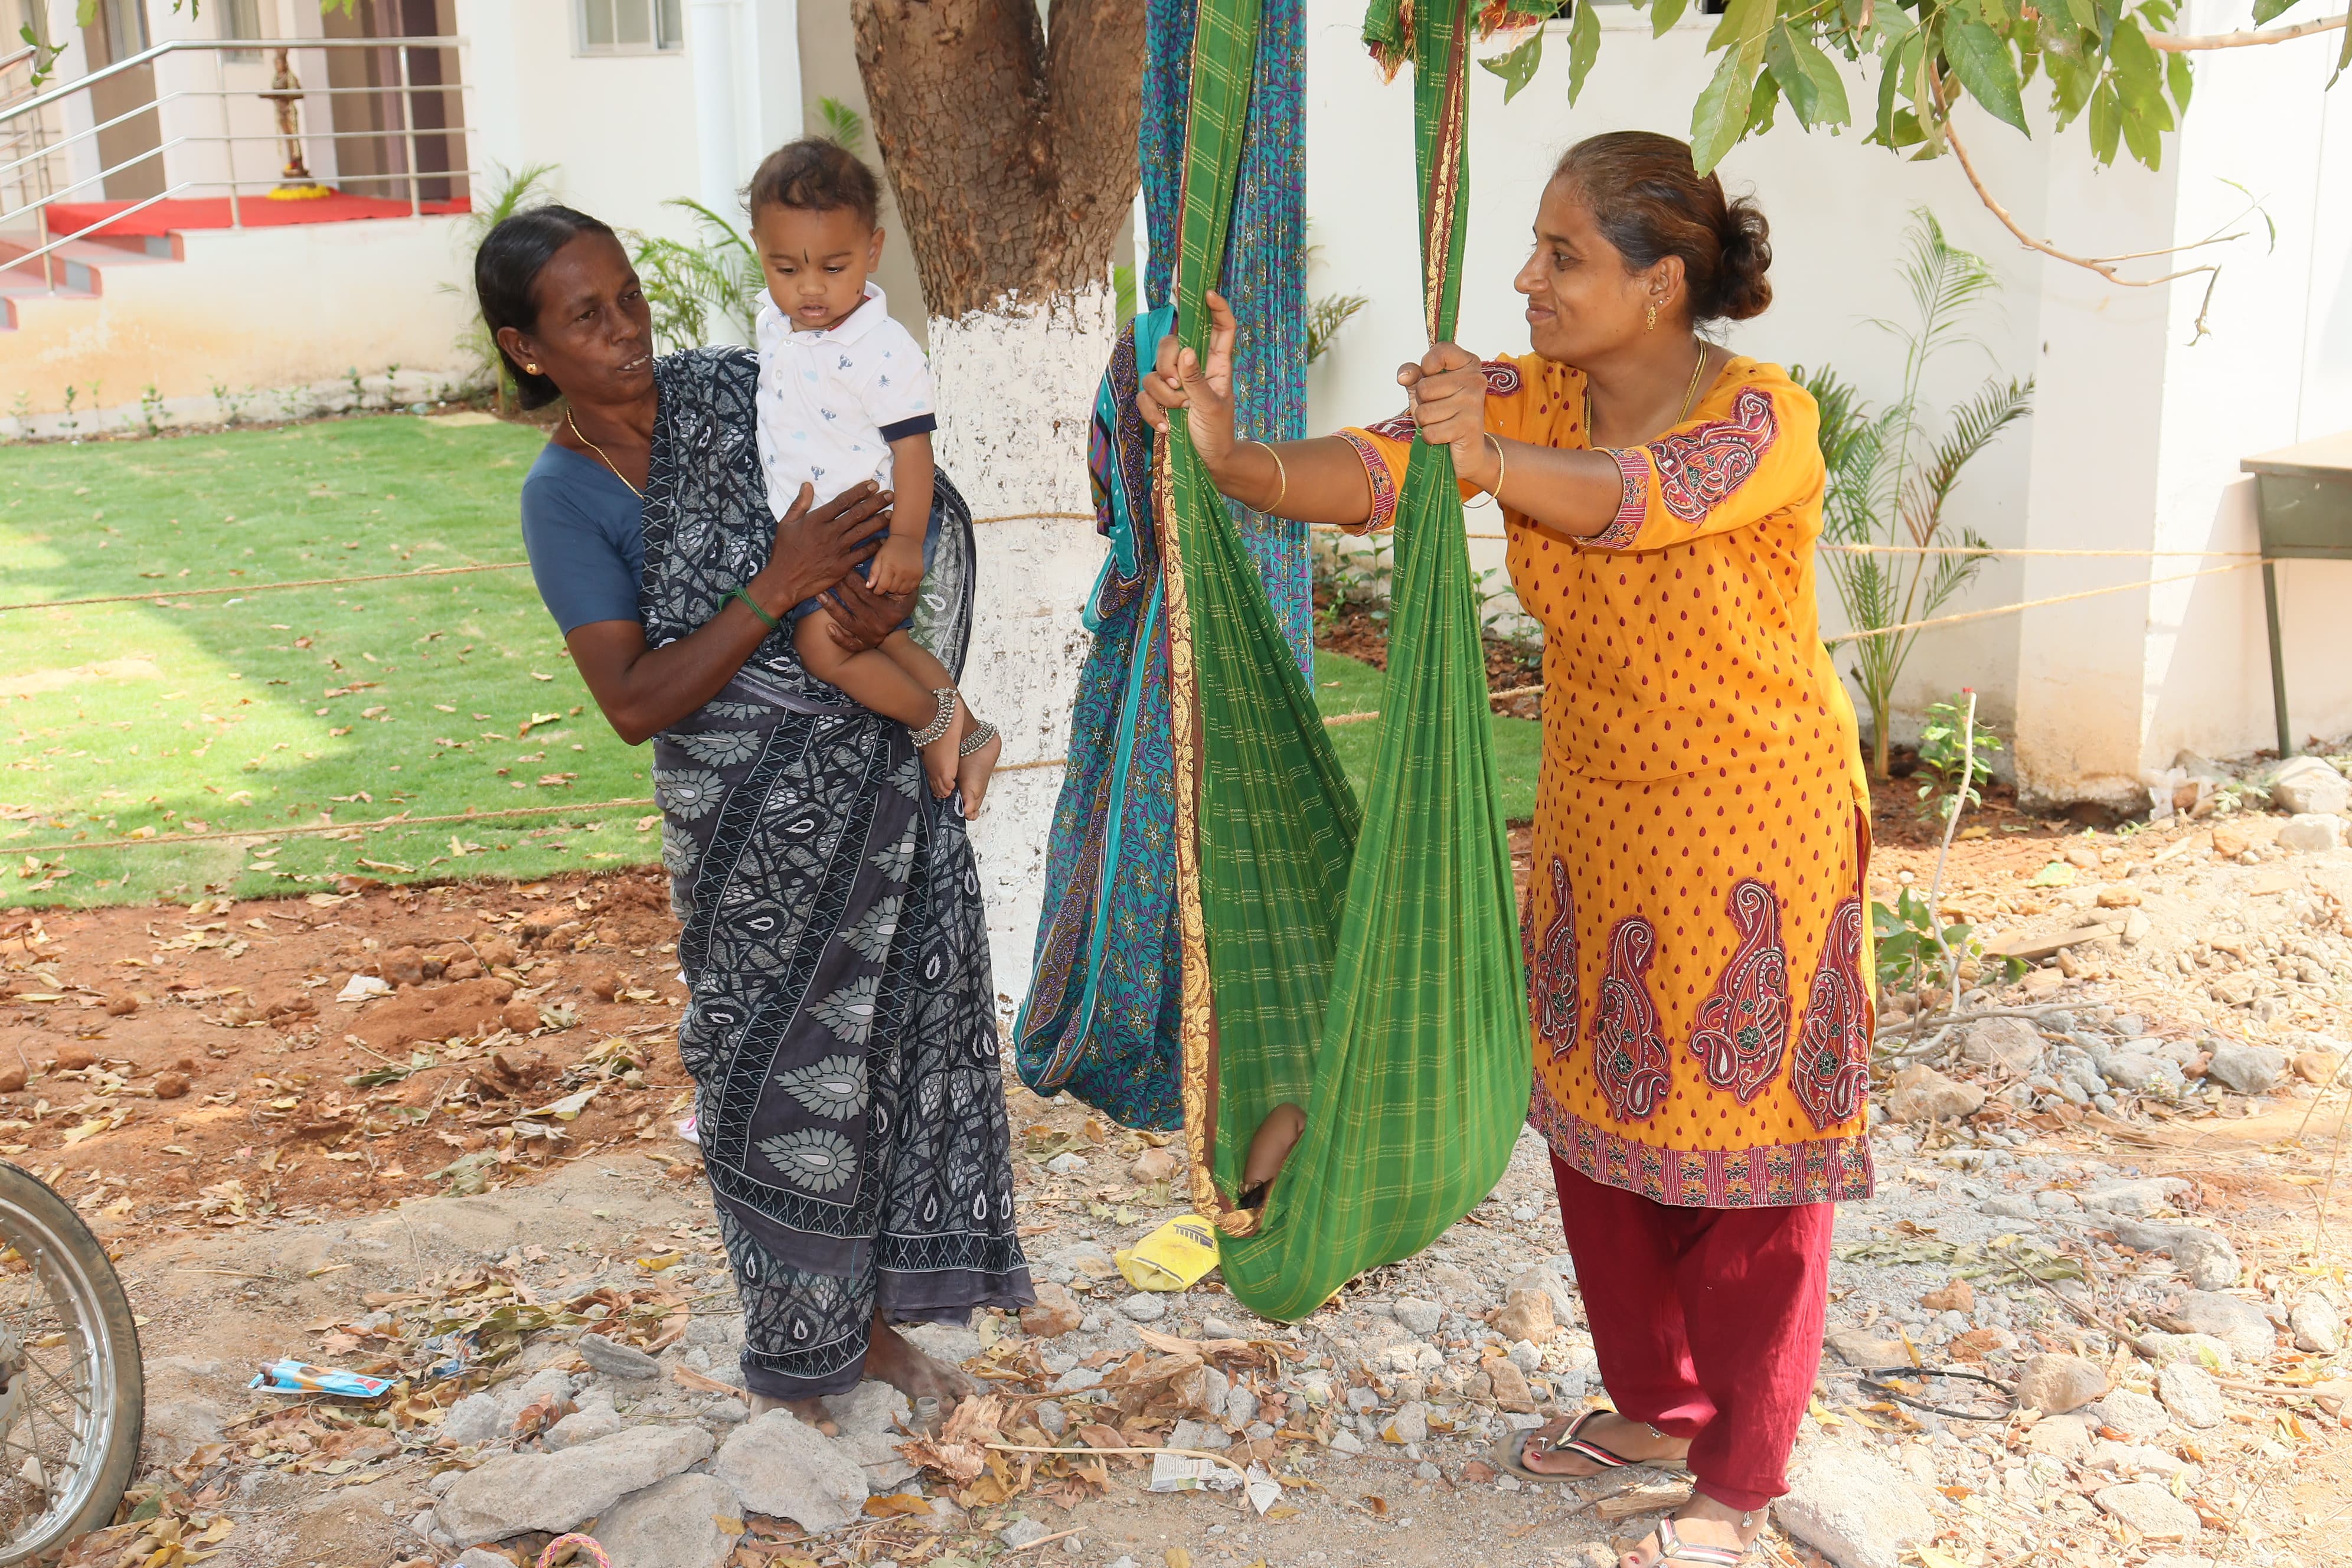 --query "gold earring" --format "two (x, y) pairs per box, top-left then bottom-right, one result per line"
(1645, 304), (1657, 331)
(525, 362), (541, 375)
